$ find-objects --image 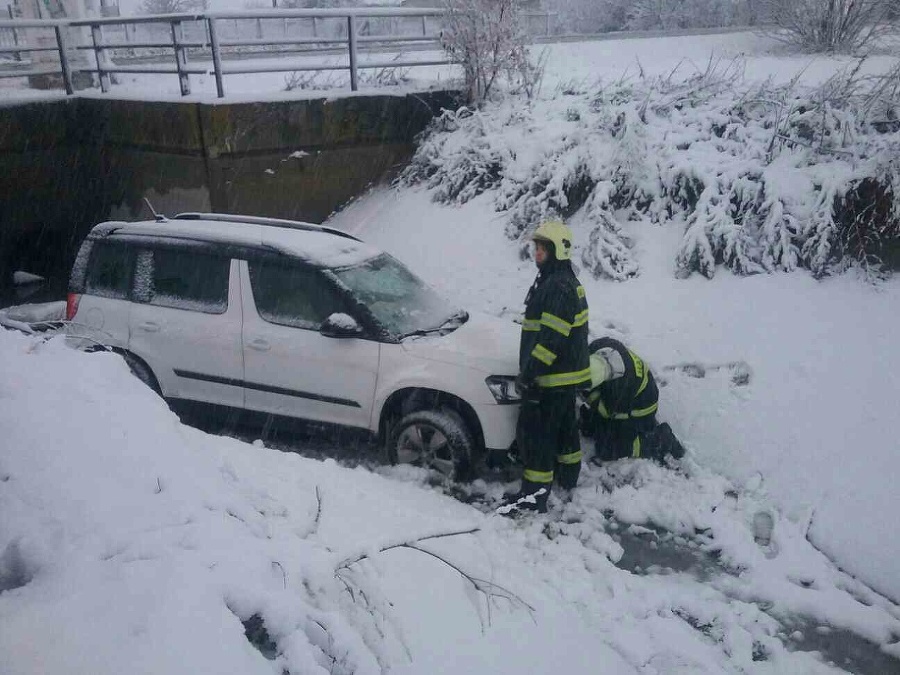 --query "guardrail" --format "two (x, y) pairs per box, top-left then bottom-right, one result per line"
(0, 19), (73, 88)
(0, 7), (449, 97)
(0, 7), (23, 61)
